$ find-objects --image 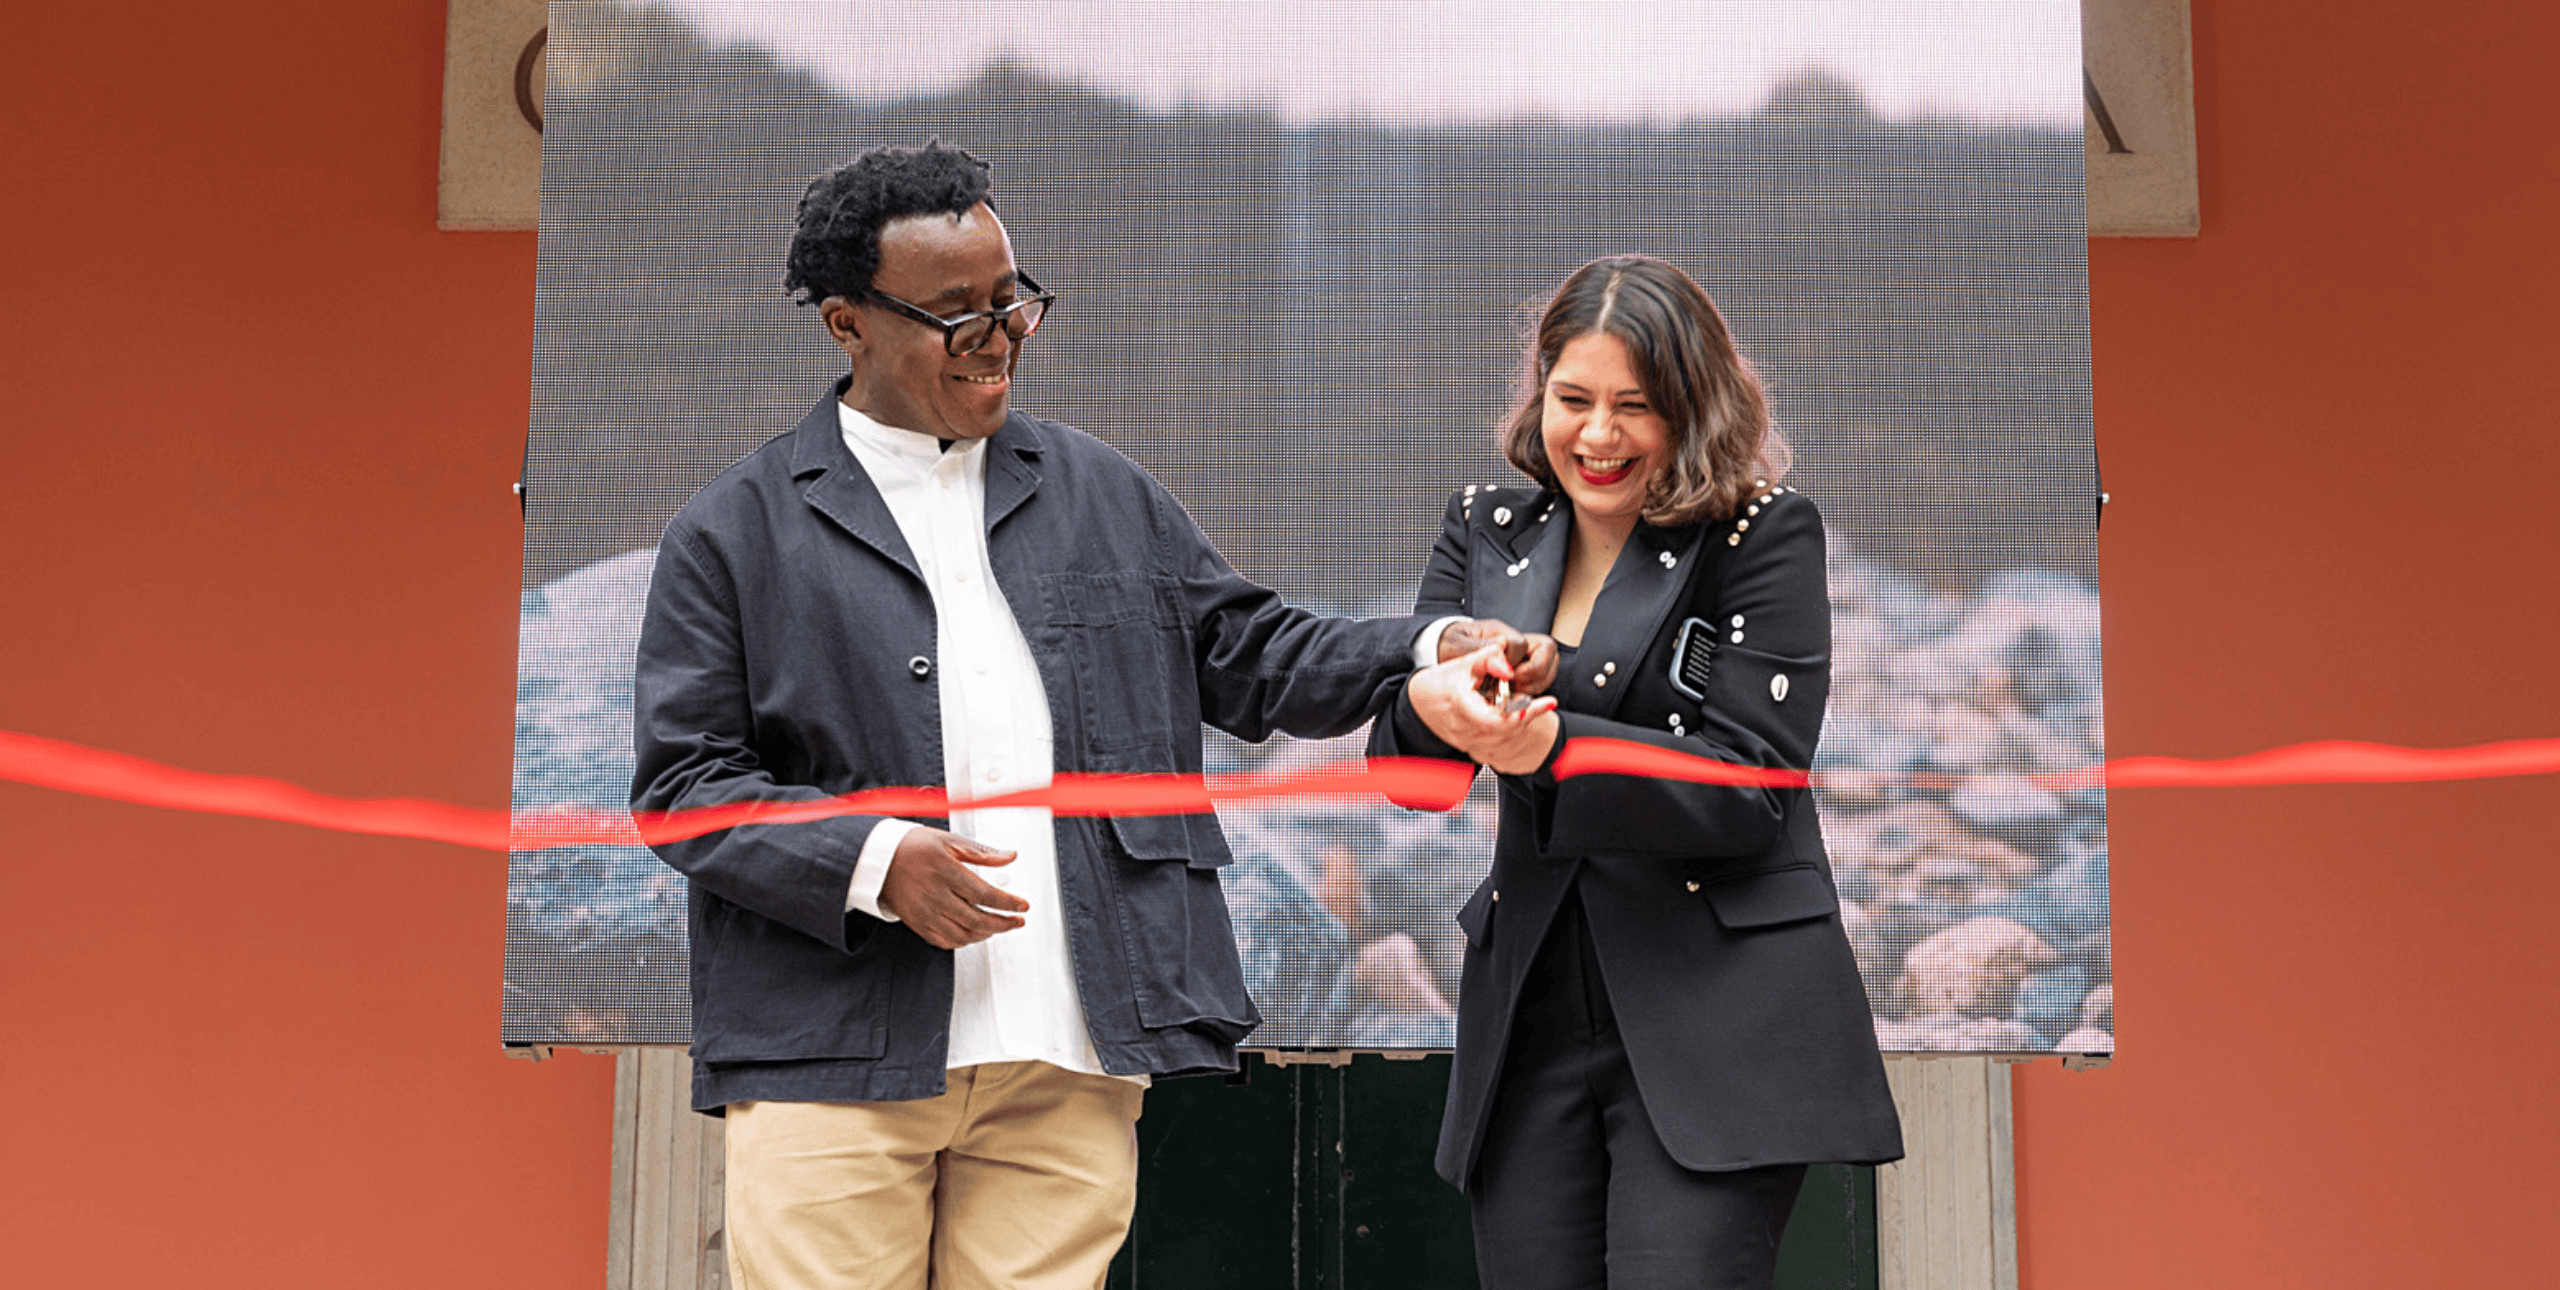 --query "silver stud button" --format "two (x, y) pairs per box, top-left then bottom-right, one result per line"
(1494, 506), (1512, 525)
(1730, 614), (1744, 628)
(1770, 674), (1790, 702)
(1685, 880), (1701, 893)
(1730, 630), (1744, 644)
(1593, 673), (1608, 688)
